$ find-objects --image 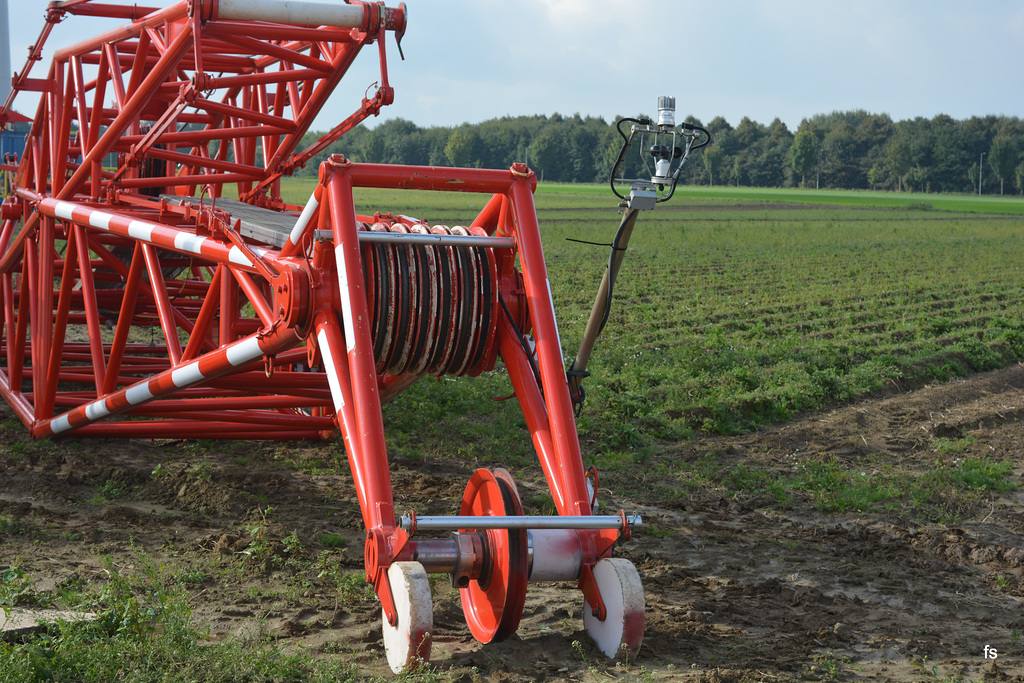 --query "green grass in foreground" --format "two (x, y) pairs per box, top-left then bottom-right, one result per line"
(0, 553), (366, 683)
(675, 452), (1016, 523)
(1, 181), (1010, 682)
